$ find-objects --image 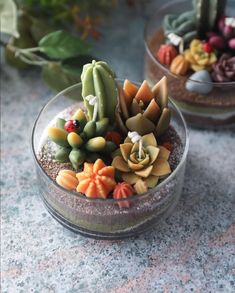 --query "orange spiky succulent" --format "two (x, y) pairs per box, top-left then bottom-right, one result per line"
(76, 159), (116, 198)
